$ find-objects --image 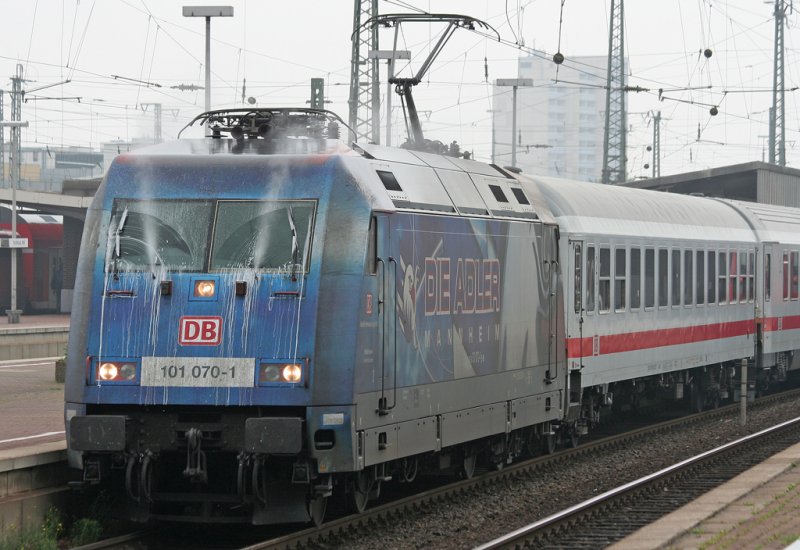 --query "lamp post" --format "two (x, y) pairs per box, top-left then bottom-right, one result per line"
(0, 120), (28, 323)
(183, 6), (234, 112)
(496, 78), (533, 168)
